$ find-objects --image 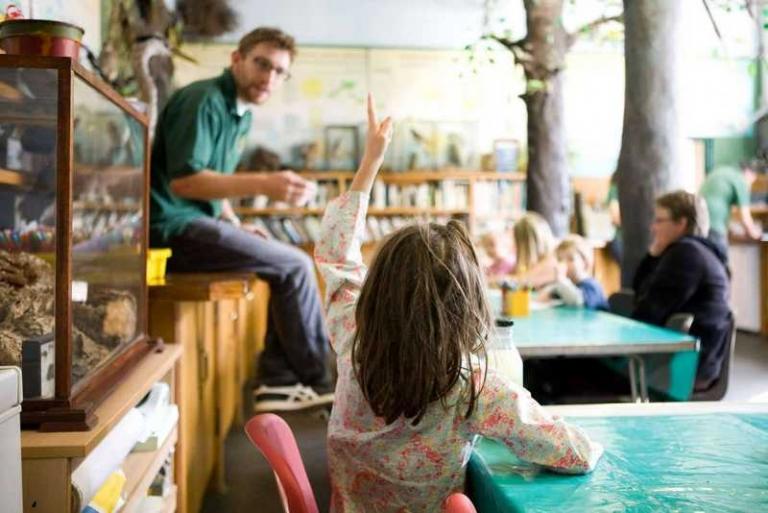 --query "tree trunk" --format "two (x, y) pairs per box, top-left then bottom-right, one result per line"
(525, 74), (570, 236)
(522, 0), (570, 237)
(617, 0), (681, 285)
